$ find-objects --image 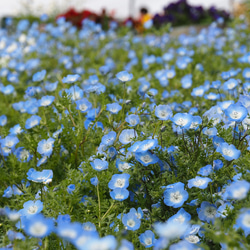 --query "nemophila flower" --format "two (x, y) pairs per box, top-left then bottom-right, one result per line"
(19, 200), (43, 217)
(135, 151), (159, 166)
(202, 127), (217, 137)
(213, 159), (223, 171)
(204, 92), (220, 100)
(116, 159), (133, 172)
(119, 129), (137, 144)
(108, 147), (117, 160)
(106, 103), (122, 114)
(223, 78), (238, 91)
(236, 209), (250, 237)
(122, 211), (141, 231)
(91, 159), (108, 171)
(2, 185), (23, 198)
(14, 147), (32, 162)
(25, 86), (36, 97)
(75, 98), (92, 113)
(211, 80), (221, 89)
(37, 156), (48, 167)
(4, 208), (20, 221)
(23, 214), (54, 238)
(0, 115), (7, 126)
(198, 165), (213, 176)
(238, 94), (250, 108)
(191, 86), (205, 97)
(38, 95), (55, 107)
(212, 136), (225, 149)
(136, 139), (158, 152)
(197, 201), (217, 224)
(90, 176), (99, 186)
(64, 85), (84, 101)
(62, 74), (80, 84)
(67, 184), (75, 194)
(172, 113), (192, 129)
(82, 222), (96, 232)
(155, 105), (173, 120)
(224, 104), (248, 122)
(7, 230), (25, 241)
(118, 239), (134, 250)
(83, 235), (117, 250)
(163, 182), (189, 208)
(168, 208), (191, 224)
(126, 114), (140, 126)
(116, 71), (133, 82)
(9, 124), (23, 135)
(108, 173), (130, 189)
(139, 230), (155, 248)
(181, 74), (192, 89)
(242, 68), (250, 80)
(25, 115), (41, 129)
(1, 135), (19, 150)
(154, 220), (189, 240)
(44, 81), (58, 92)
(1, 84), (15, 95)
(101, 131), (116, 146)
(32, 70), (46, 82)
(188, 176), (212, 189)
(110, 188), (129, 201)
(216, 142), (241, 161)
(169, 240), (194, 250)
(189, 116), (202, 130)
(56, 222), (82, 243)
(27, 168), (53, 184)
(216, 203), (234, 218)
(37, 138), (55, 157)
(223, 180), (250, 200)
(217, 100), (234, 110)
